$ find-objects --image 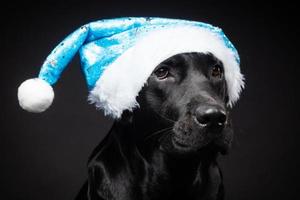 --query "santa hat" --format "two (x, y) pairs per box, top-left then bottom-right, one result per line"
(17, 17), (244, 118)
